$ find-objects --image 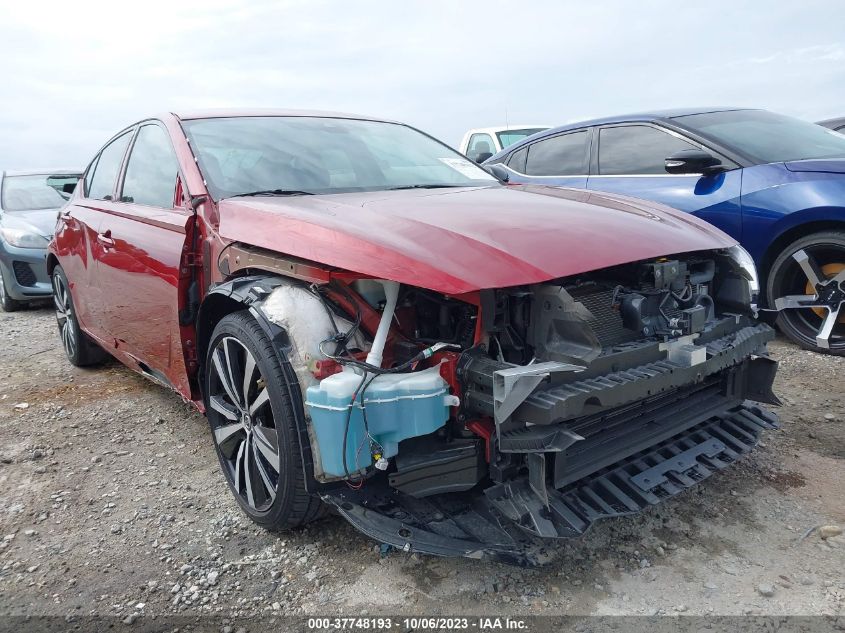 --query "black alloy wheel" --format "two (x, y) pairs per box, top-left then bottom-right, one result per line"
(205, 311), (323, 529)
(52, 266), (108, 366)
(768, 231), (845, 355)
